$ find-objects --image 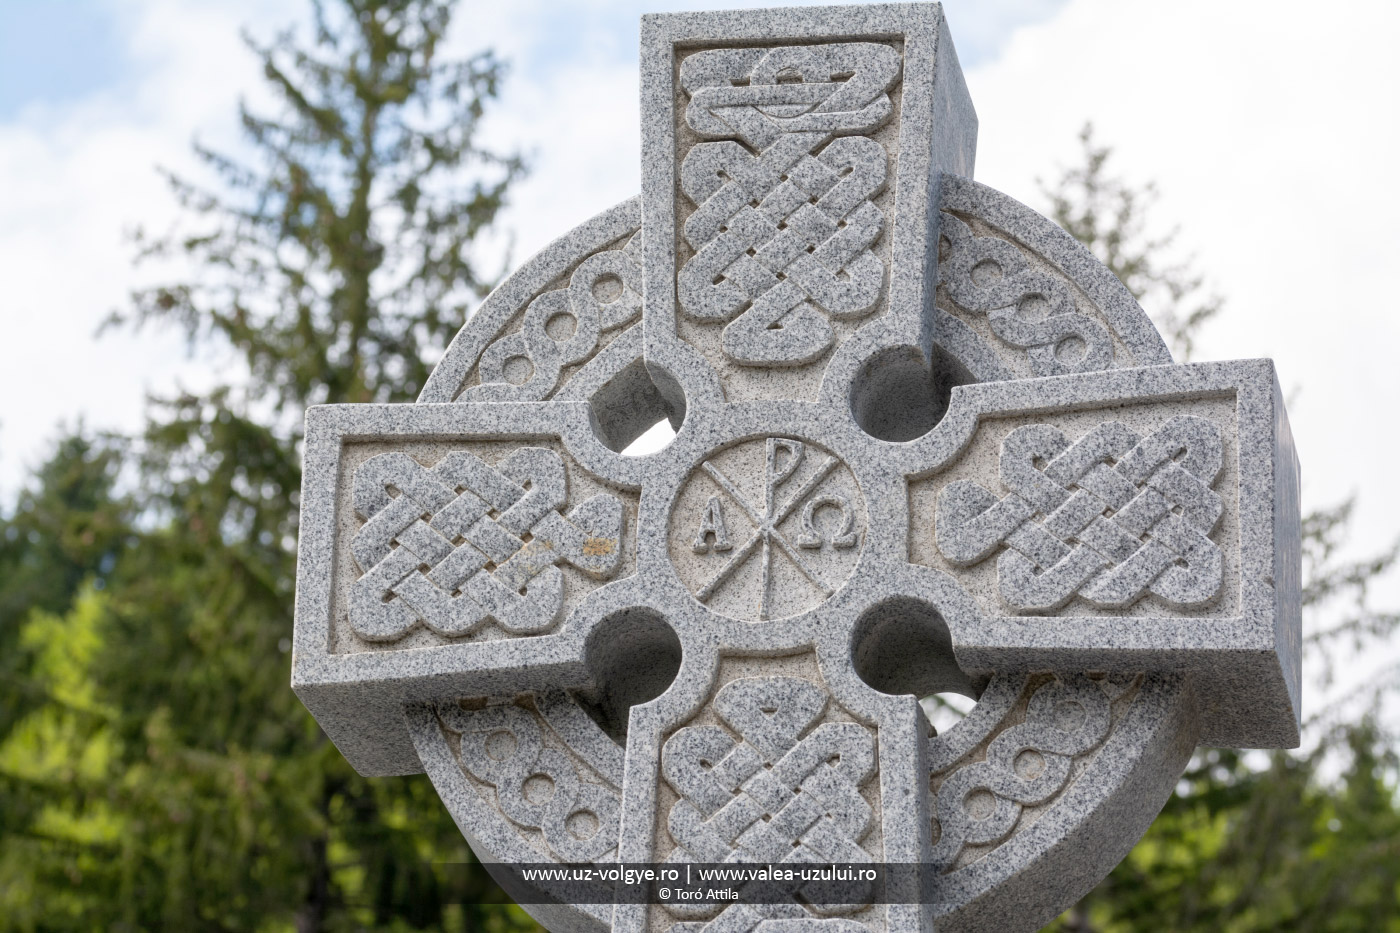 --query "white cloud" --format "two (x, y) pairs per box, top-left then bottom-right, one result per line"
(966, 0), (1400, 585)
(3, 0), (1396, 653)
(0, 0), (288, 487)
